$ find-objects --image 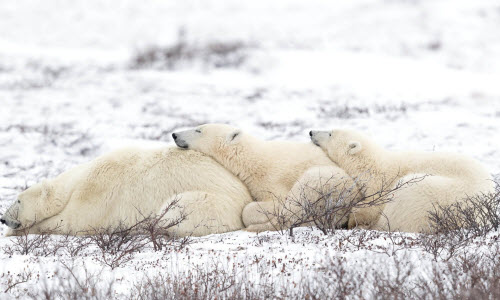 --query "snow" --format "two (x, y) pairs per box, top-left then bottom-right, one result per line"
(1, 0), (500, 298)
